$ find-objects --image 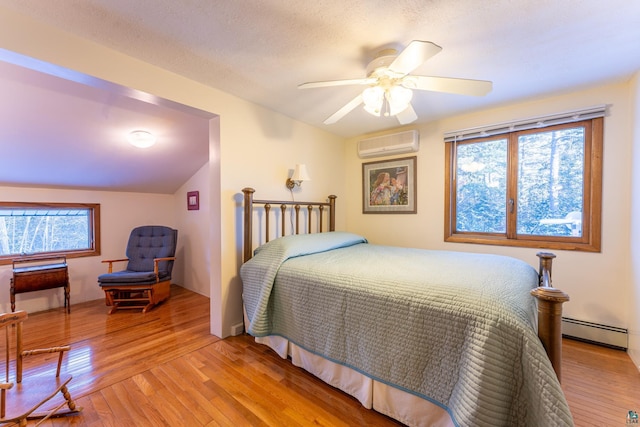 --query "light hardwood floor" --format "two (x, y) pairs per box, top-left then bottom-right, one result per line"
(9, 285), (640, 426)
